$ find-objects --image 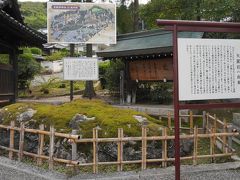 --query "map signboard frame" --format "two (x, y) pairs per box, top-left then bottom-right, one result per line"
(47, 2), (116, 44)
